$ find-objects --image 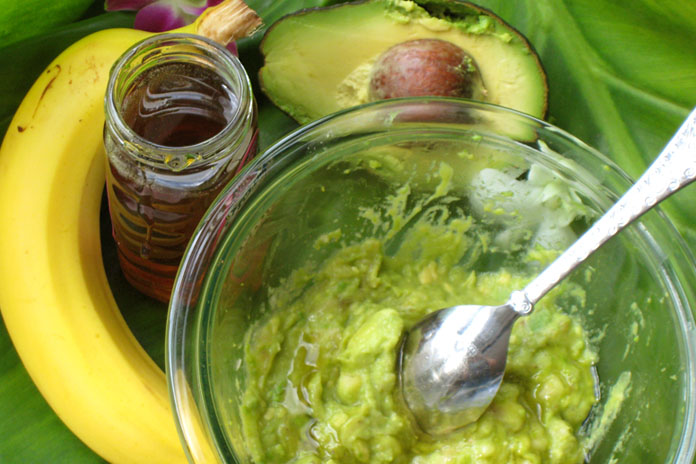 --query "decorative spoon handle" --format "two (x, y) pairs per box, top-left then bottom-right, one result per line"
(513, 108), (696, 313)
